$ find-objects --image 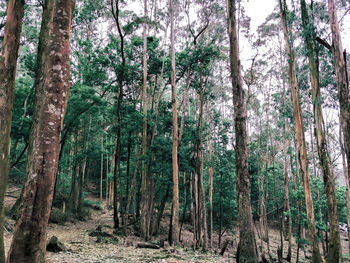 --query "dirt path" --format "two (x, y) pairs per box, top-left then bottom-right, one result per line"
(3, 193), (350, 262)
